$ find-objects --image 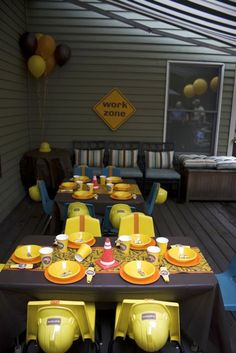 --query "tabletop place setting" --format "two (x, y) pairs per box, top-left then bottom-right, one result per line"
(8, 230), (202, 288)
(57, 174), (139, 202)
